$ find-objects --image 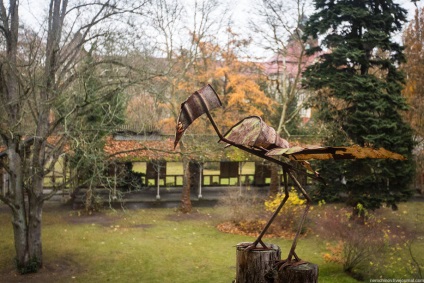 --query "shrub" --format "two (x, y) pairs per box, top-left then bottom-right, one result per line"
(217, 187), (311, 238)
(317, 204), (385, 279)
(264, 187), (309, 234)
(218, 189), (264, 224)
(317, 203), (423, 280)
